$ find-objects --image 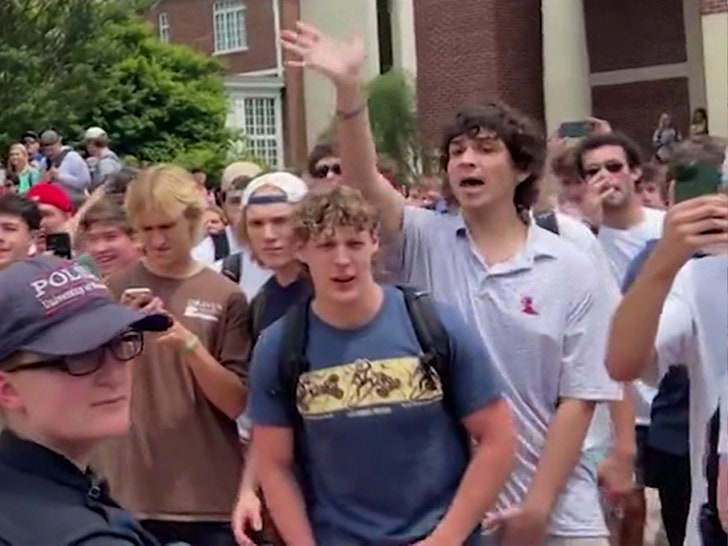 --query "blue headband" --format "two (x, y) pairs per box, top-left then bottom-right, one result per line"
(246, 194), (290, 206)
